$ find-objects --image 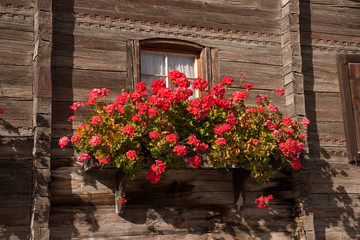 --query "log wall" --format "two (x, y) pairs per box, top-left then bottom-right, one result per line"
(0, 1), (34, 239)
(300, 0), (360, 239)
(49, 0), (295, 239)
(0, 0), (359, 239)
